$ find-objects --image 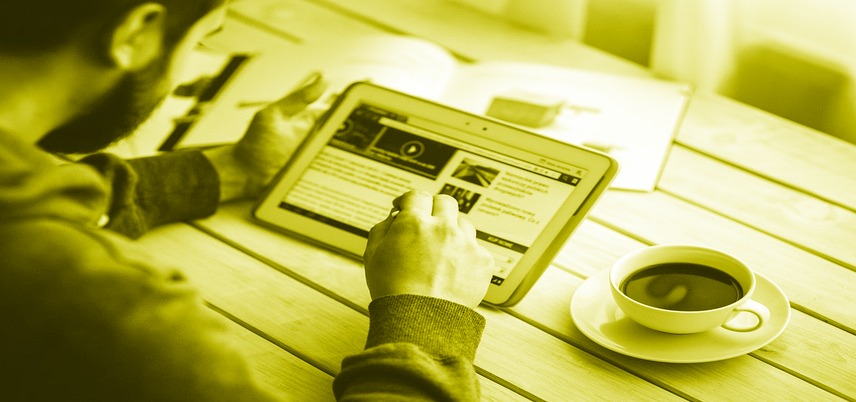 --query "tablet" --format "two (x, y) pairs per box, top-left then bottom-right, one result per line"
(254, 82), (618, 306)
